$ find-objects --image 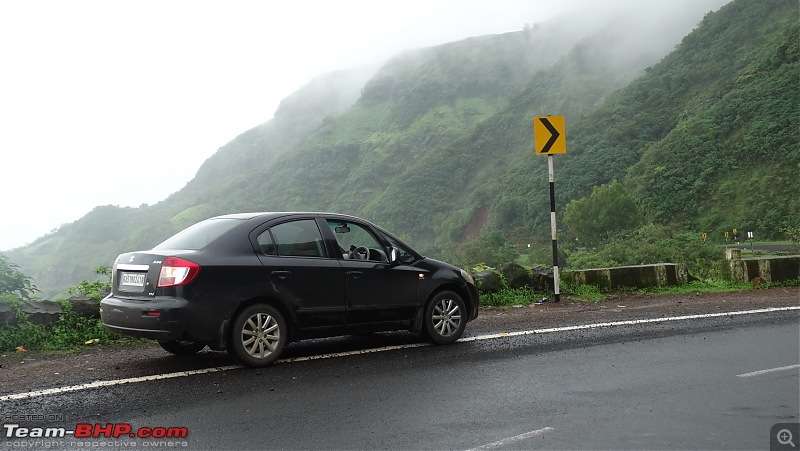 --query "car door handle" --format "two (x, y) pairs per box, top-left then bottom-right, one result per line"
(347, 271), (364, 279)
(271, 270), (291, 279)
